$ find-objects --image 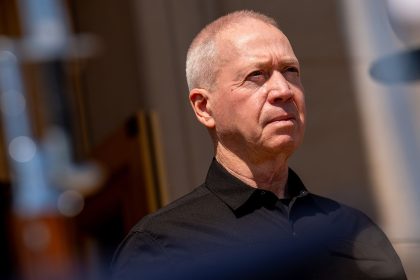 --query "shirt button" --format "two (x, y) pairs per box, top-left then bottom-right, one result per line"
(292, 232), (297, 237)
(260, 191), (266, 195)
